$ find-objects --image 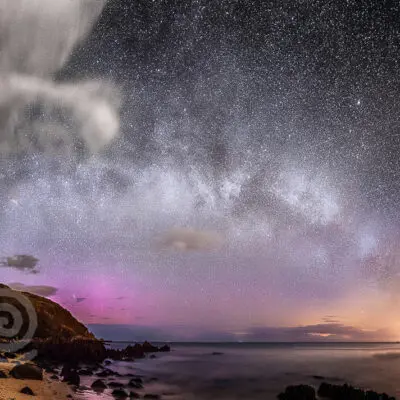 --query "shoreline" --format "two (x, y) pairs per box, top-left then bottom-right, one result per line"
(0, 360), (73, 400)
